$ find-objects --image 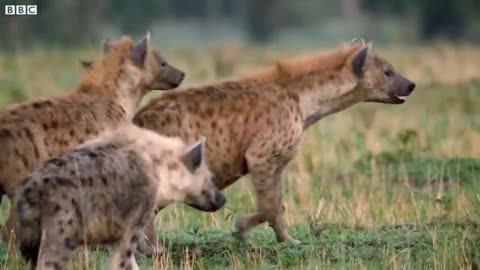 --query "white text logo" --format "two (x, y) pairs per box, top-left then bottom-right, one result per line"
(5, 5), (37, 15)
